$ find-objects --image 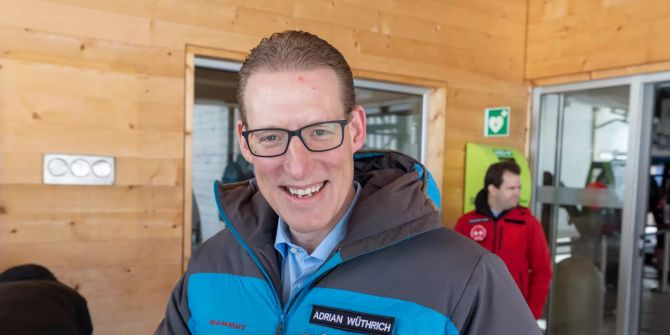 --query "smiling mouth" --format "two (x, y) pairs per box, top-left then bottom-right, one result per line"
(283, 182), (326, 199)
